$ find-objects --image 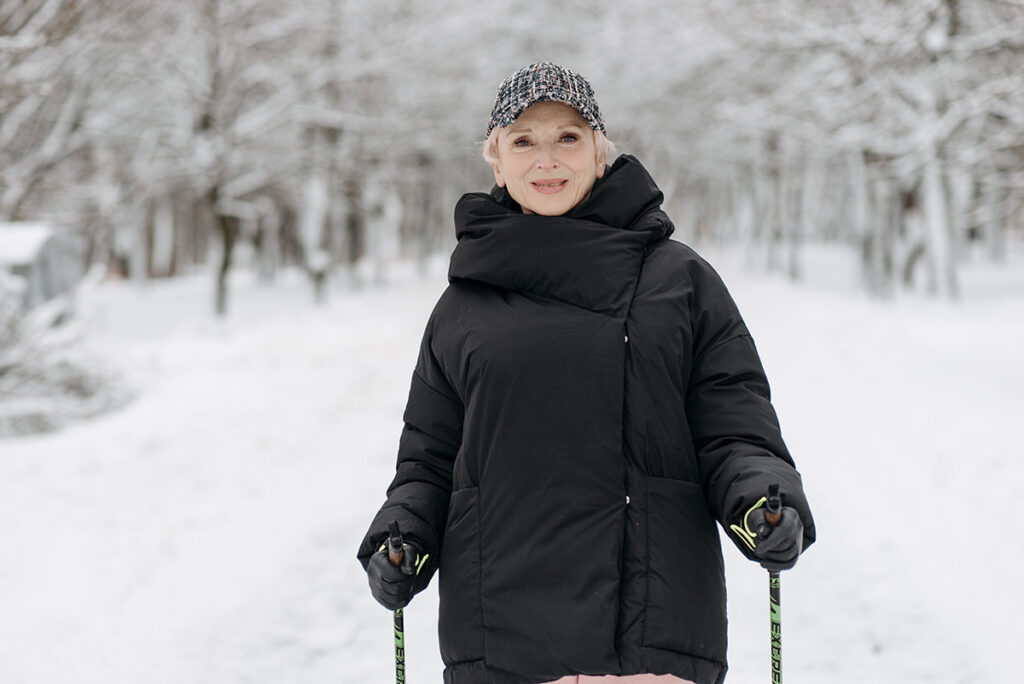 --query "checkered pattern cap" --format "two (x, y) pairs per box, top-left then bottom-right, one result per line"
(486, 62), (605, 137)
